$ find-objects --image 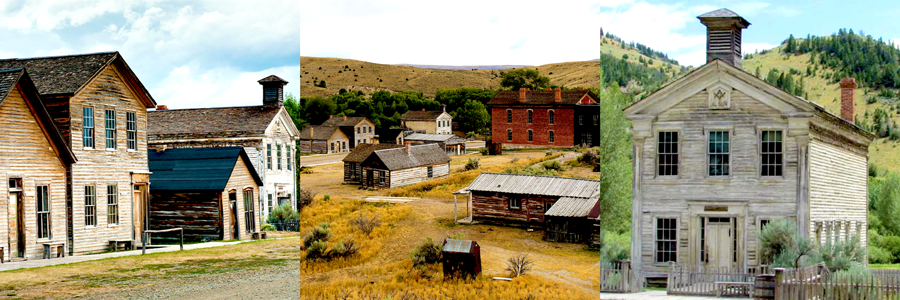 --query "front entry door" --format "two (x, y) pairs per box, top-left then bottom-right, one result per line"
(9, 192), (24, 257)
(133, 185), (144, 243)
(706, 218), (734, 269)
